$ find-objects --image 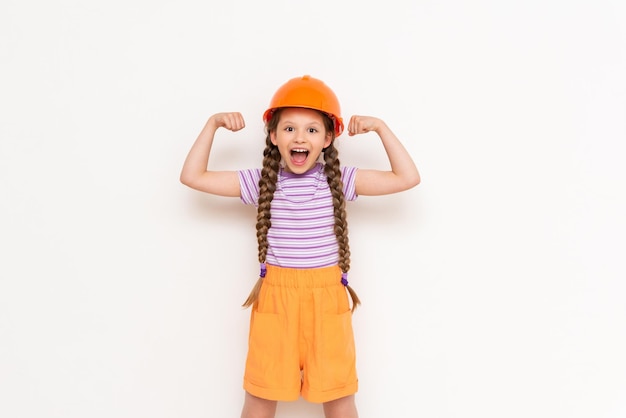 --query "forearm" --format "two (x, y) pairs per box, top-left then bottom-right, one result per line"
(375, 122), (421, 188)
(180, 118), (218, 187)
